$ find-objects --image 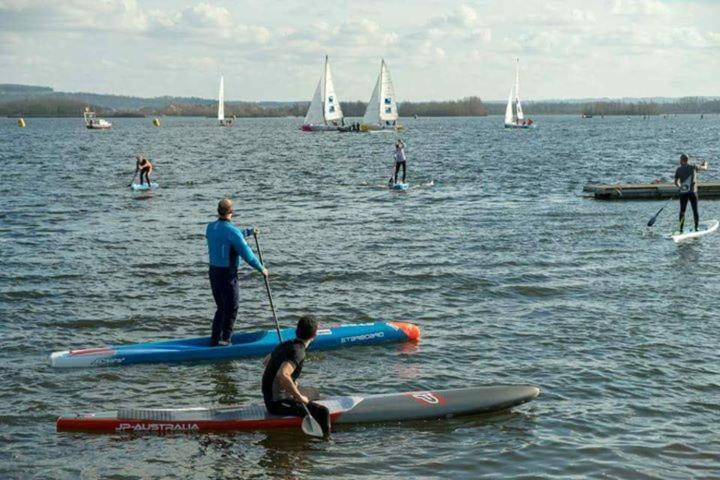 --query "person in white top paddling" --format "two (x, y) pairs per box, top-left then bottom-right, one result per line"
(390, 140), (407, 185)
(674, 153), (708, 233)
